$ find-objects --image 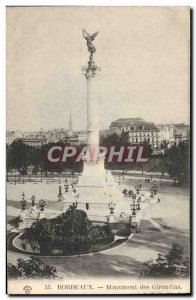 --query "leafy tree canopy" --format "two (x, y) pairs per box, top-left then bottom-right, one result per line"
(23, 207), (112, 255)
(142, 243), (189, 278)
(7, 257), (57, 279)
(160, 141), (190, 185)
